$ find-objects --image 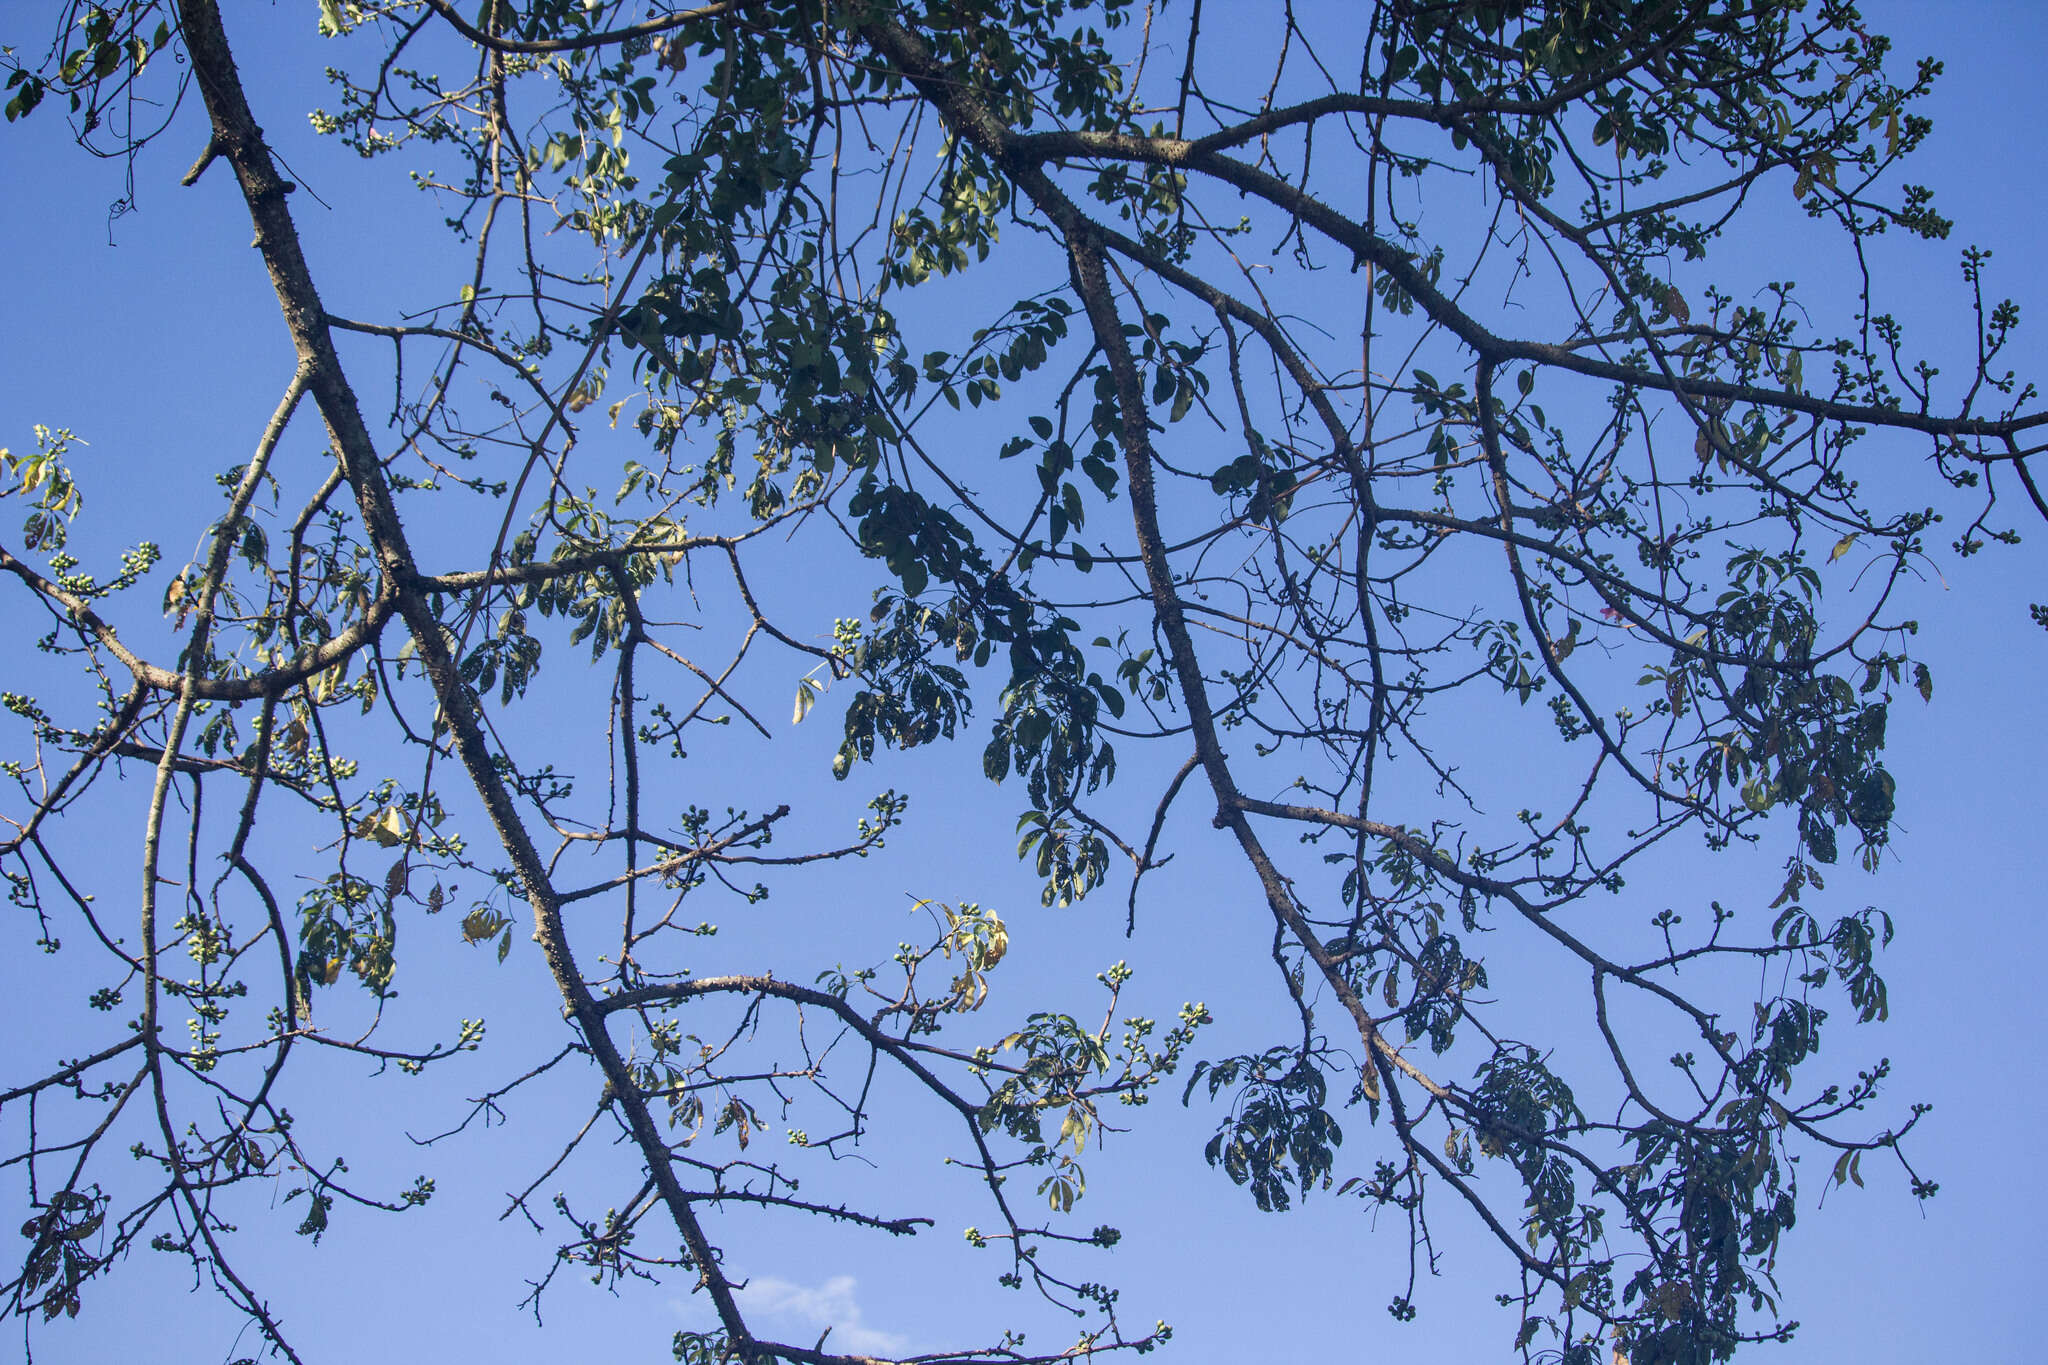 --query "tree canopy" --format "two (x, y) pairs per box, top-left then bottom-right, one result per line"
(2, 2), (2043, 1362)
